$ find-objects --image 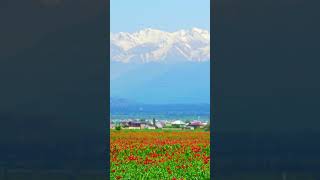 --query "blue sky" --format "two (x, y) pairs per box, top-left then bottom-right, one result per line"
(111, 0), (210, 33)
